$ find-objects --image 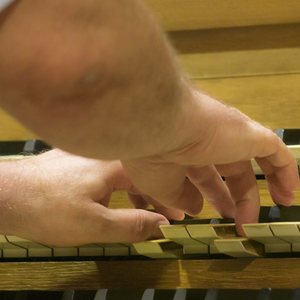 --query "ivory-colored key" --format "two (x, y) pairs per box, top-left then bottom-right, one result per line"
(269, 222), (300, 252)
(53, 247), (78, 257)
(78, 244), (104, 257)
(186, 224), (236, 254)
(0, 235), (27, 258)
(214, 238), (264, 257)
(6, 236), (52, 257)
(98, 244), (130, 256)
(243, 224), (291, 253)
(133, 239), (183, 259)
(160, 225), (208, 254)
